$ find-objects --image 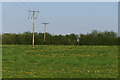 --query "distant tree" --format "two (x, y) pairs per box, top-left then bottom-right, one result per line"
(18, 32), (32, 45)
(79, 30), (117, 45)
(45, 33), (53, 45)
(2, 33), (13, 44)
(66, 33), (78, 45)
(2, 30), (118, 45)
